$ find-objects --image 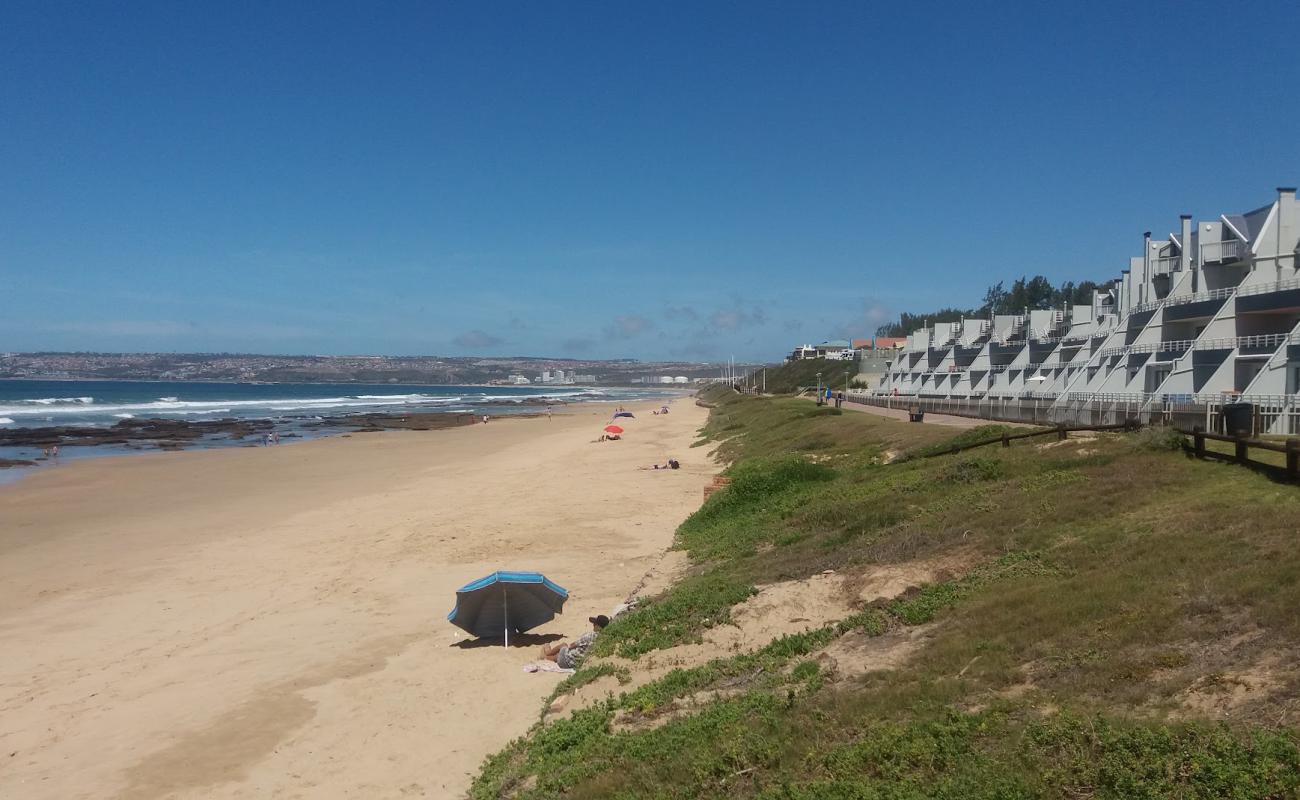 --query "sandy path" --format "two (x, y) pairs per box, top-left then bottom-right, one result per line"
(0, 400), (711, 799)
